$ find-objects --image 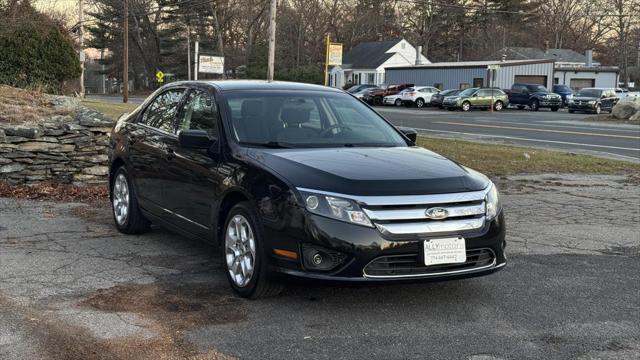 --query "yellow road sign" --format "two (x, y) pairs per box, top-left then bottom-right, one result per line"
(328, 43), (343, 66)
(156, 70), (164, 83)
